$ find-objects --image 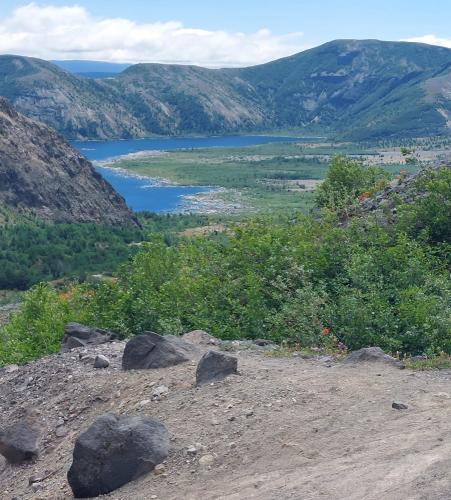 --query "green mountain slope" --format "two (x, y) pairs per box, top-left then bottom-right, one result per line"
(2, 39), (451, 140)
